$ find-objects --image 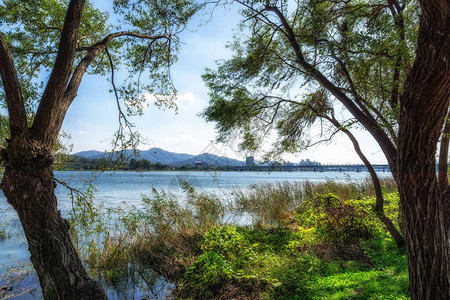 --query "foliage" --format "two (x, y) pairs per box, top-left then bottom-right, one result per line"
(177, 181), (407, 299)
(181, 251), (236, 298)
(294, 192), (373, 245)
(0, 0), (109, 111)
(202, 0), (418, 160)
(0, 0), (200, 150)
